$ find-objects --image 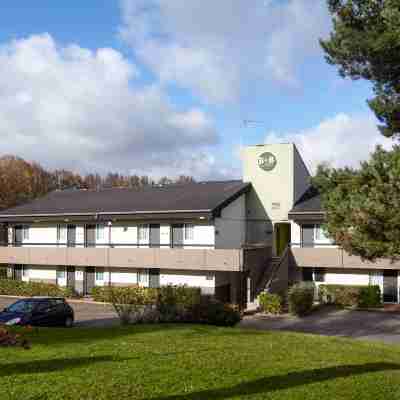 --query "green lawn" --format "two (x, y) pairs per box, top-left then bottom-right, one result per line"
(1, 325), (400, 400)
